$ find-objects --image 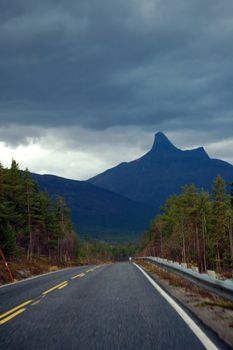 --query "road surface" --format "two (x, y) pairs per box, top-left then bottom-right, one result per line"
(0, 262), (230, 350)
